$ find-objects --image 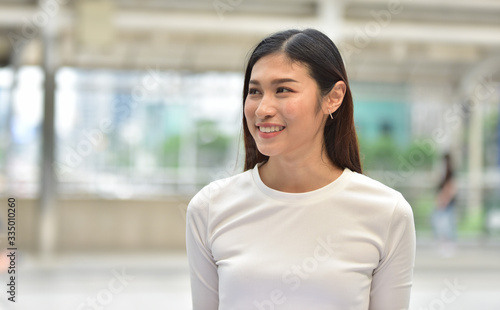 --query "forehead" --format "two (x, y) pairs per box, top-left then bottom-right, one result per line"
(250, 53), (311, 80)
